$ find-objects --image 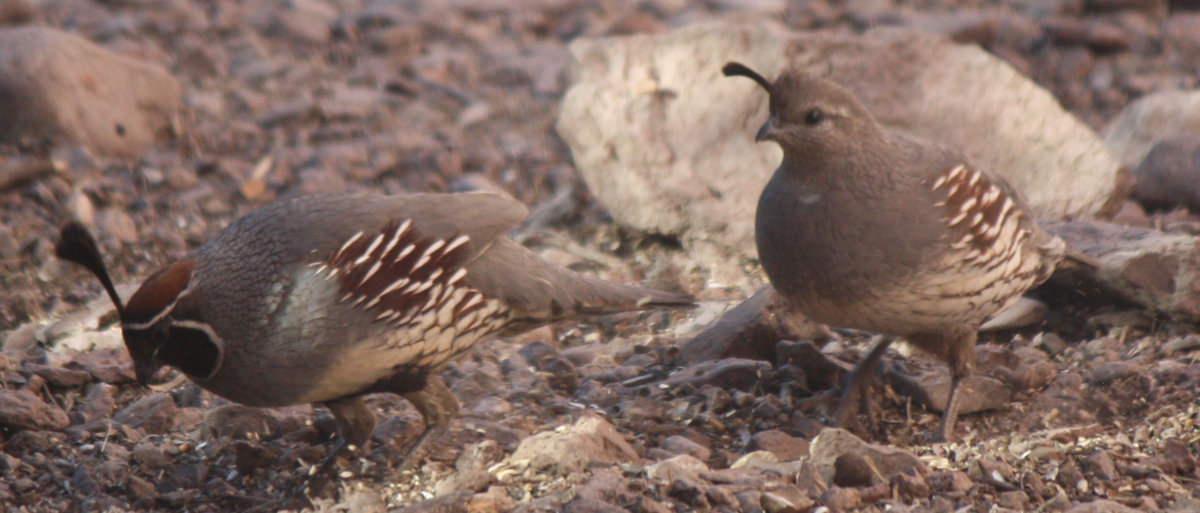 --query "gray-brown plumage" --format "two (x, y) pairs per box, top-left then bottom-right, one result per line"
(56, 192), (694, 474)
(723, 62), (1065, 441)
